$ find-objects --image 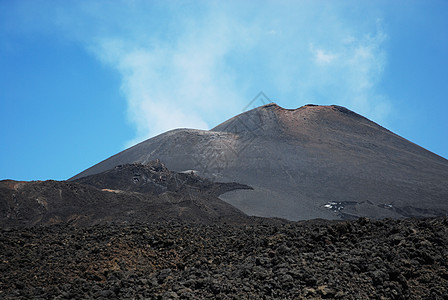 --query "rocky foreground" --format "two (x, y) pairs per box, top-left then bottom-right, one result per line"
(1, 217), (448, 299)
